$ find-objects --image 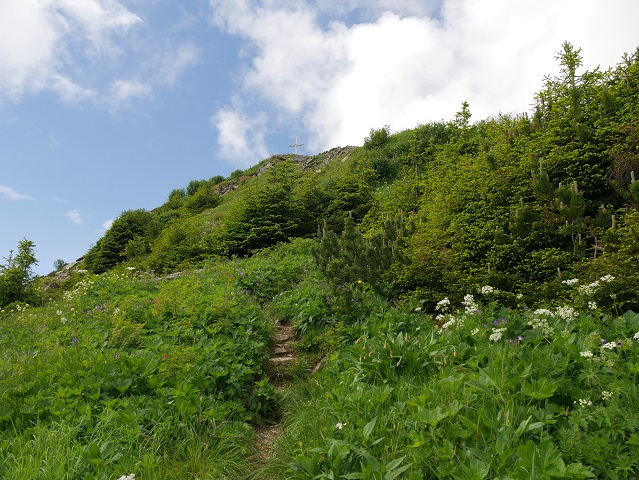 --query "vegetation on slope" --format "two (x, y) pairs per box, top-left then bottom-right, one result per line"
(2, 43), (639, 478)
